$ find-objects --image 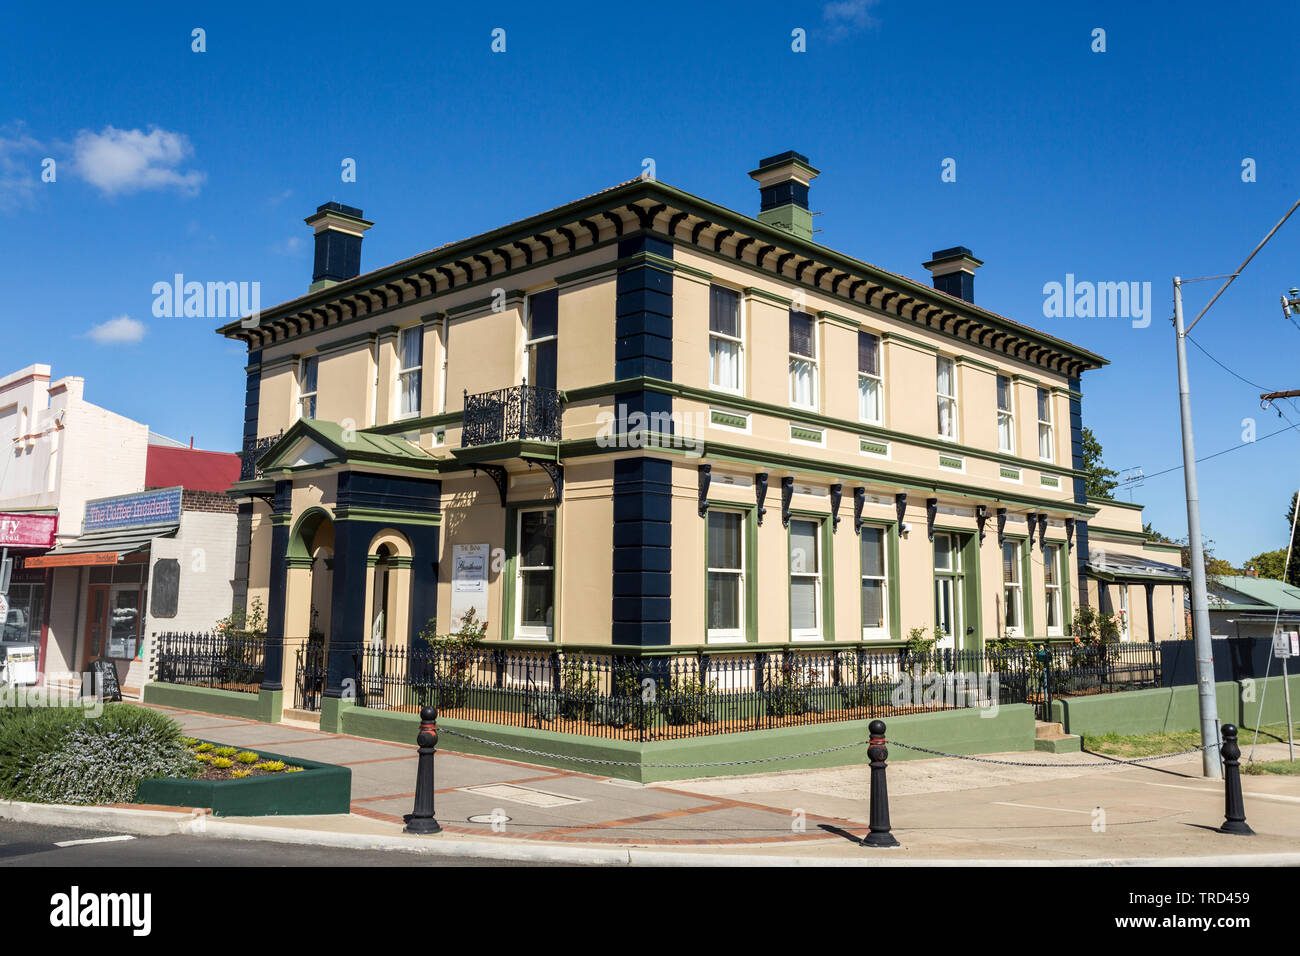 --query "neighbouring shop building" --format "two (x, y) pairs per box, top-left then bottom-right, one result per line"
(0, 364), (240, 695)
(1207, 574), (1300, 640)
(216, 154), (1188, 717)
